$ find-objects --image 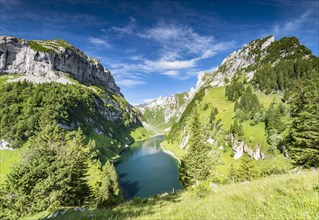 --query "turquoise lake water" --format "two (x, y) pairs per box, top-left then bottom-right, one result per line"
(115, 135), (182, 199)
